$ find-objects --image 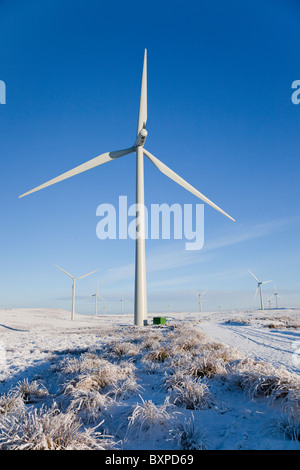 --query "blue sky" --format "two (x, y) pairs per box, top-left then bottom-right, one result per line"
(0, 0), (300, 314)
